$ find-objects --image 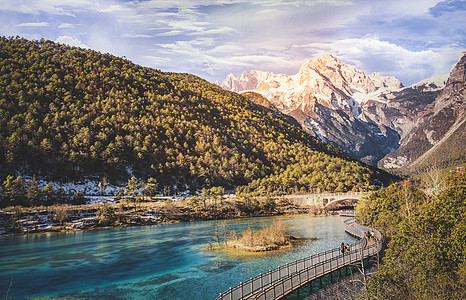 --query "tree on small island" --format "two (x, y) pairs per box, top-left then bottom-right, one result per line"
(211, 221), (307, 252)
